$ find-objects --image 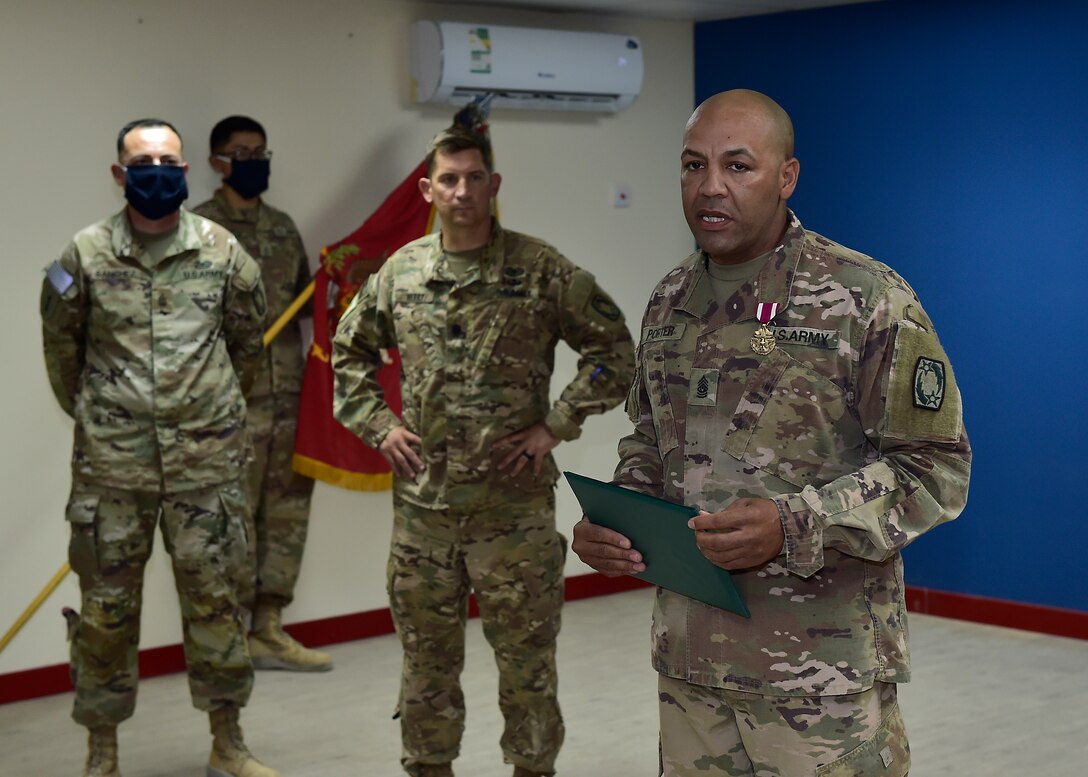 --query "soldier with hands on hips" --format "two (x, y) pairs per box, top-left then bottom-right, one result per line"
(572, 90), (971, 776)
(40, 118), (280, 777)
(332, 125), (635, 777)
(193, 115), (331, 673)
